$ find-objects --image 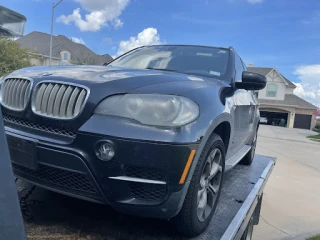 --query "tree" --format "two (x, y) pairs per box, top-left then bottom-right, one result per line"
(0, 38), (32, 76)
